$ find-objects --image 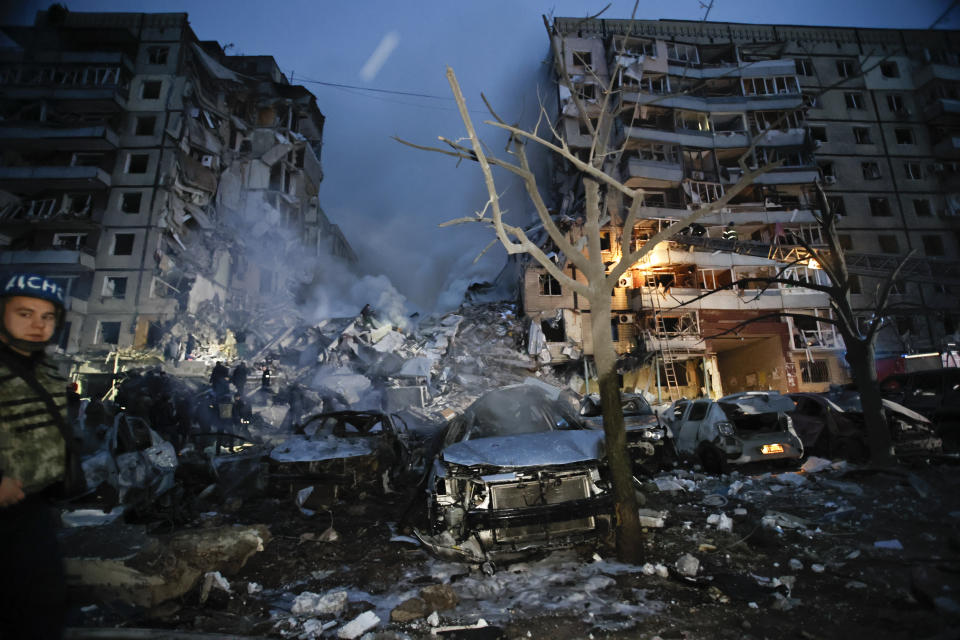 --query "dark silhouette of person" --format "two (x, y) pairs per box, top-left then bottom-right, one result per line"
(230, 361), (249, 396)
